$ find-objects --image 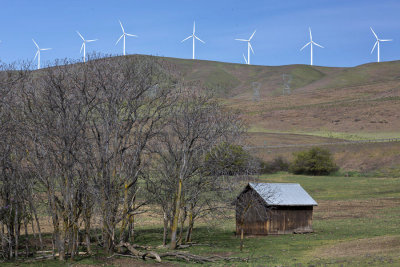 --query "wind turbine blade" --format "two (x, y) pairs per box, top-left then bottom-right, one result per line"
(32, 39), (39, 49)
(243, 54), (248, 64)
(115, 34), (123, 45)
(300, 42), (311, 51)
(249, 30), (256, 40)
(249, 43), (255, 54)
(119, 20), (125, 33)
(126, 33), (137, 37)
(380, 39), (392, 42)
(76, 31), (84, 41)
(193, 21), (195, 34)
(80, 43), (84, 53)
(41, 48), (52, 51)
(370, 27), (378, 39)
(195, 36), (205, 43)
(86, 39), (98, 42)
(309, 27), (312, 40)
(313, 41), (324, 48)
(371, 41), (378, 54)
(181, 35), (192, 42)
(235, 39), (248, 42)
(33, 51), (39, 60)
